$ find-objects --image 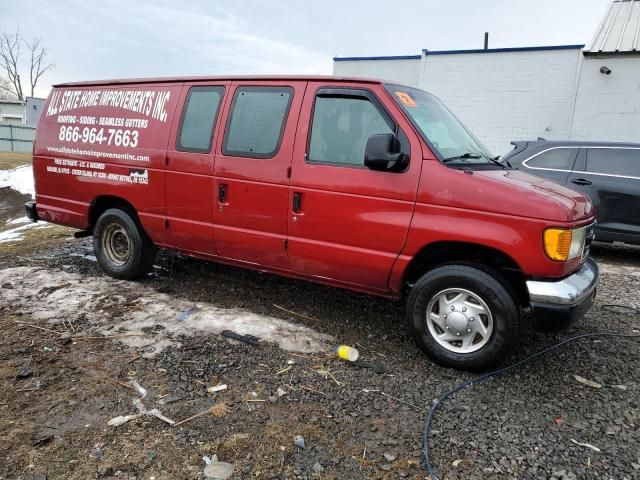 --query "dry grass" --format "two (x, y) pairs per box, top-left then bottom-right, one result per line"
(0, 151), (32, 170)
